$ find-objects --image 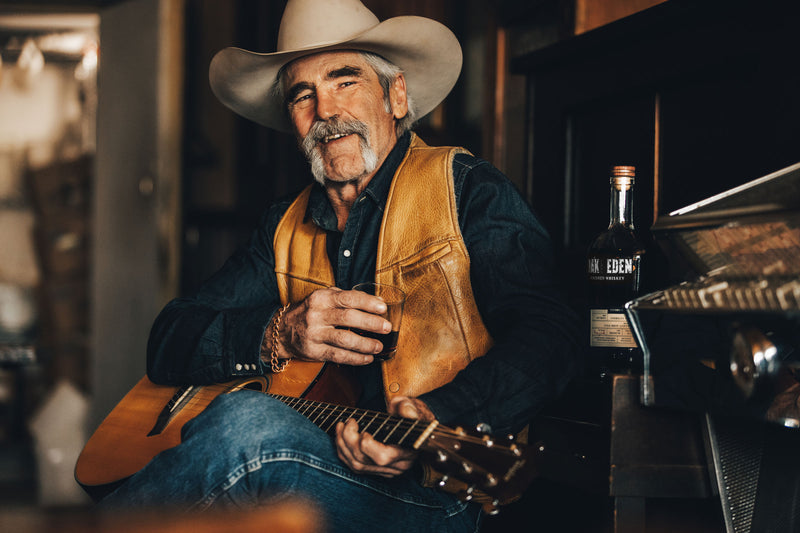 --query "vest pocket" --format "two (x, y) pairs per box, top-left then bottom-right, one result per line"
(391, 240), (453, 275)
